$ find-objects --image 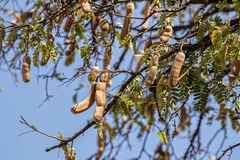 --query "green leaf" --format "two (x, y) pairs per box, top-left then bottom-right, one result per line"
(157, 130), (168, 145)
